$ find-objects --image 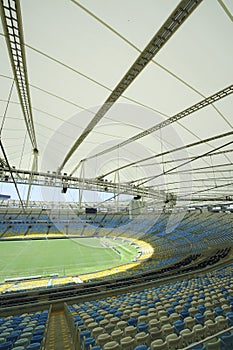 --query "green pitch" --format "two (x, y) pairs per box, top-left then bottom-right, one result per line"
(0, 238), (138, 282)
